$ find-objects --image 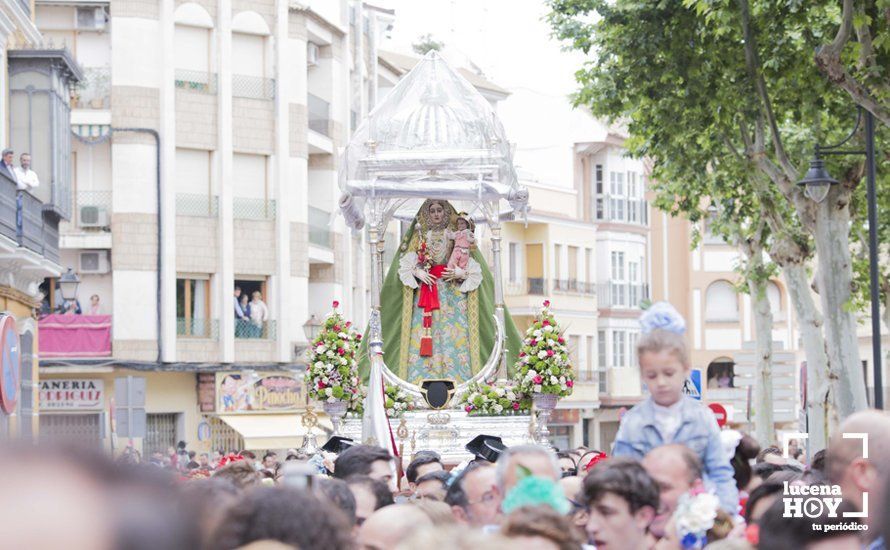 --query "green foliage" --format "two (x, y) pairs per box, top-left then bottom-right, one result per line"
(305, 302), (365, 413)
(513, 300), (575, 398)
(412, 34), (445, 55)
(459, 379), (529, 415)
